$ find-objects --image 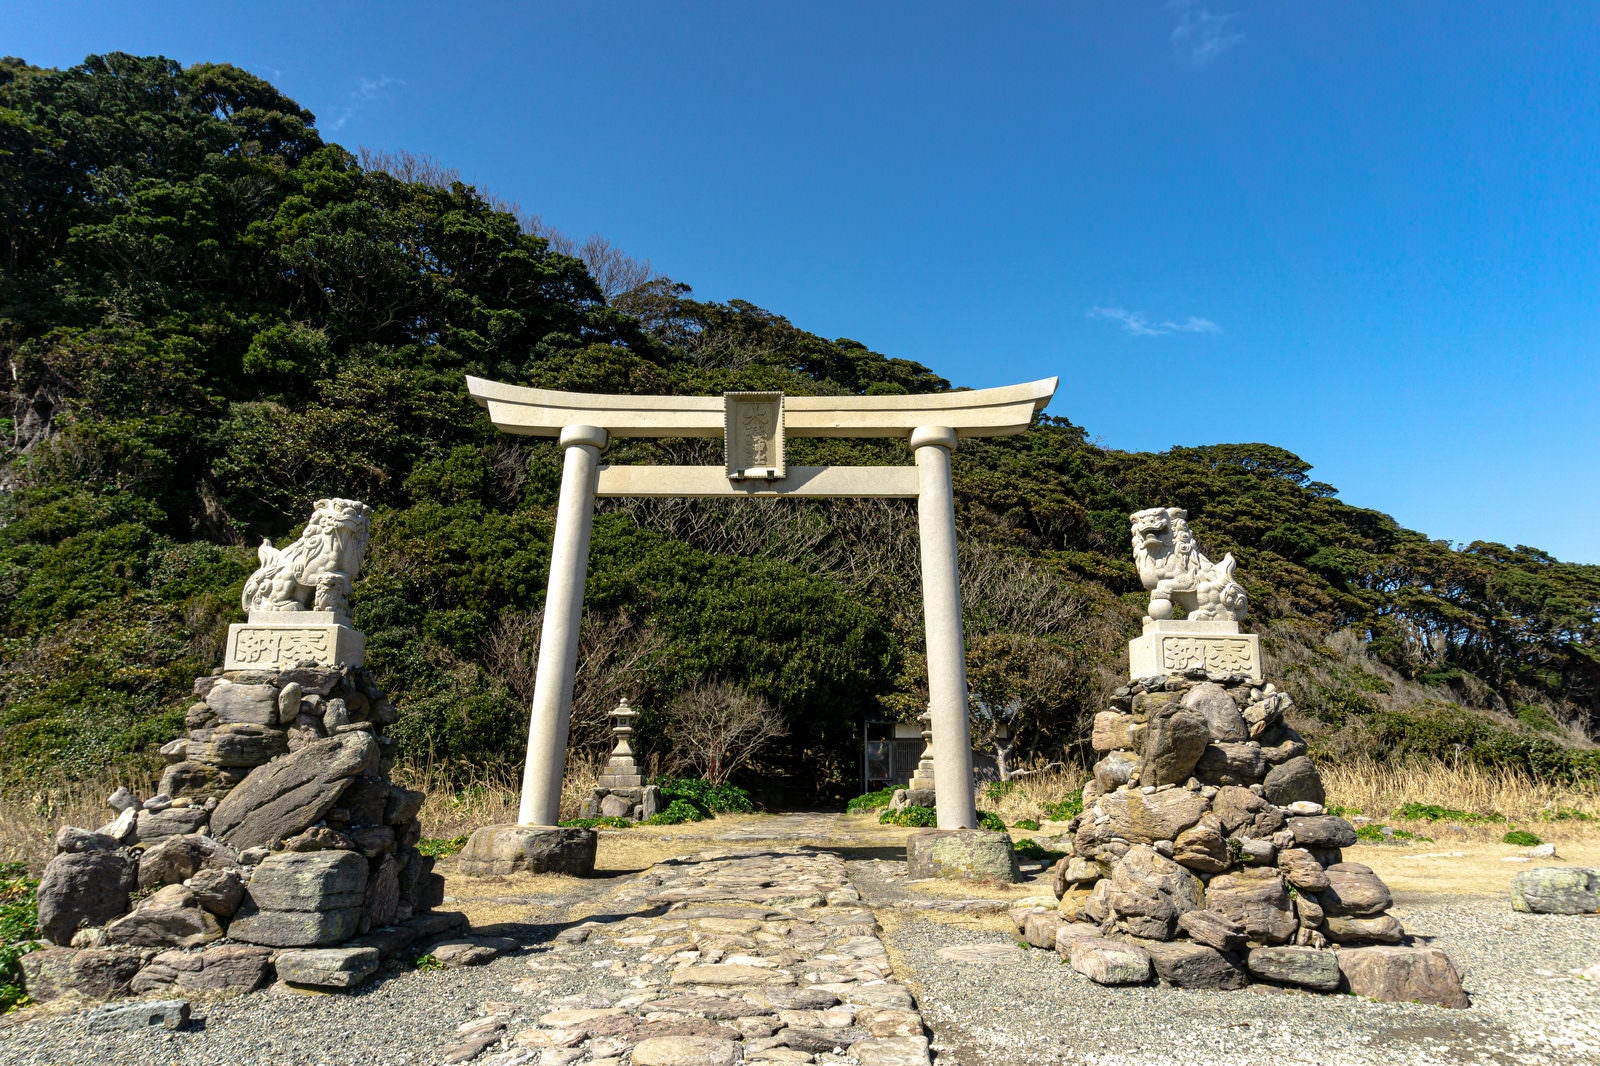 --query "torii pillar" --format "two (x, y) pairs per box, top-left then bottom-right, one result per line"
(459, 376), (1057, 870)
